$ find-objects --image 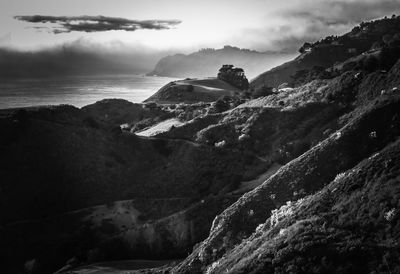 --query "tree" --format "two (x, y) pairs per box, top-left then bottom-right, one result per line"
(362, 55), (379, 72)
(213, 96), (231, 112)
(383, 34), (393, 45)
(371, 41), (383, 50)
(217, 65), (249, 90)
(298, 42), (312, 54)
